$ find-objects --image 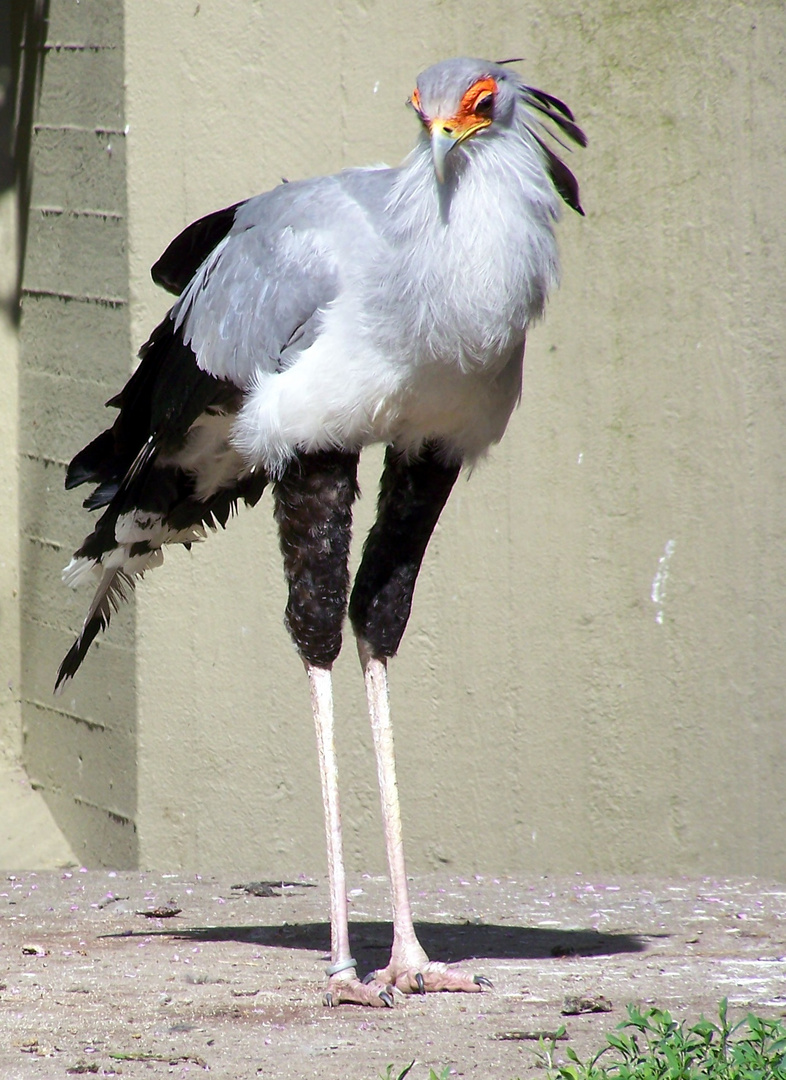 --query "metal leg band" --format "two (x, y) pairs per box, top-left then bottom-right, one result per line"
(325, 957), (357, 977)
